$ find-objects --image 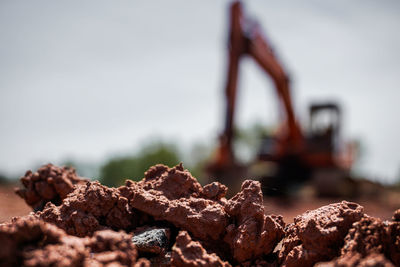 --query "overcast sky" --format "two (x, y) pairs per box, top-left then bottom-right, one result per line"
(0, 0), (399, 182)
